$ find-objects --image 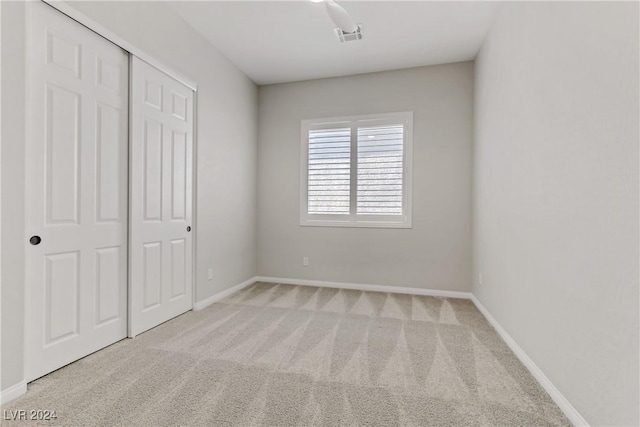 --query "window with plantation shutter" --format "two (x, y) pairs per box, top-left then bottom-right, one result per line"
(308, 128), (351, 215)
(301, 112), (413, 228)
(357, 125), (404, 215)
